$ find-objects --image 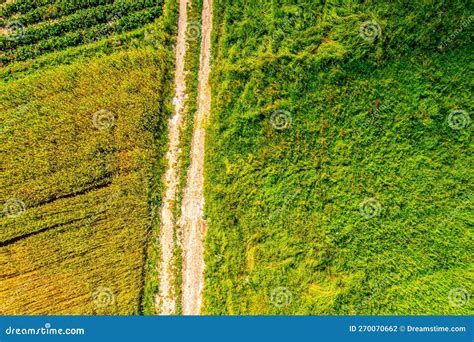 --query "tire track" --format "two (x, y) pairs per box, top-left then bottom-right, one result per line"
(180, 0), (213, 315)
(156, 0), (189, 315)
